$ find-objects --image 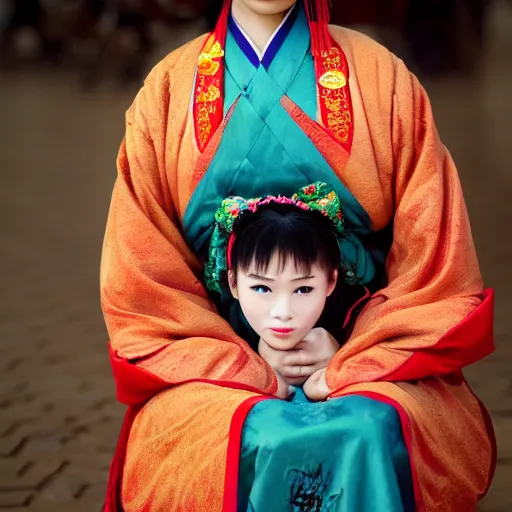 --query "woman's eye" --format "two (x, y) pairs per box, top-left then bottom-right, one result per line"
(251, 285), (271, 294)
(296, 286), (314, 295)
